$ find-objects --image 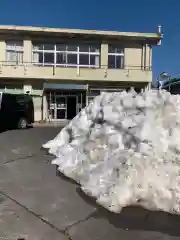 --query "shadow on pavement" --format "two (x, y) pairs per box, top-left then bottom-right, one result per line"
(52, 152), (180, 238)
(76, 188), (180, 237)
(0, 125), (33, 134)
(55, 165), (78, 185)
(55, 169), (180, 237)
